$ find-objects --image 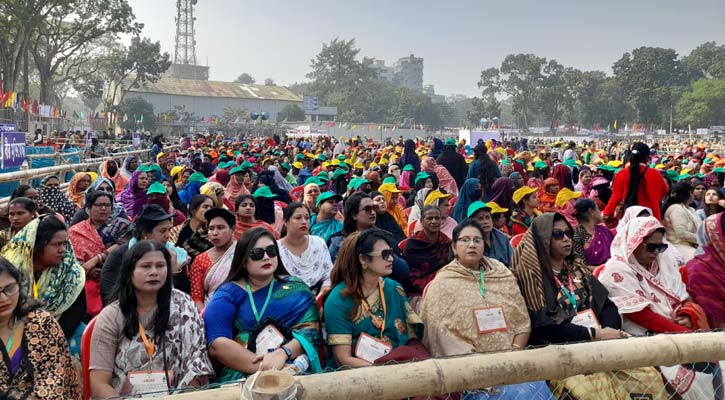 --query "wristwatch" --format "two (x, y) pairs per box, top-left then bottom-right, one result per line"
(281, 345), (292, 361)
